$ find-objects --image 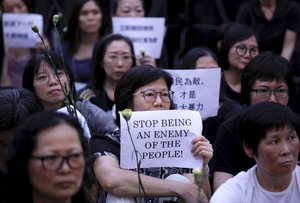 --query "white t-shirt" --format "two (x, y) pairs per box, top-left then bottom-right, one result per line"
(210, 165), (300, 203)
(57, 106), (91, 140)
